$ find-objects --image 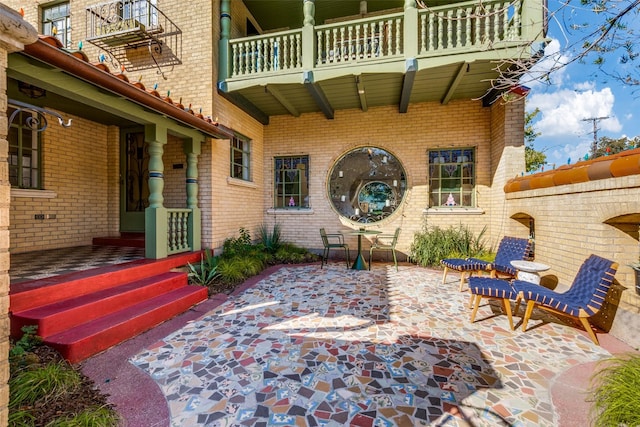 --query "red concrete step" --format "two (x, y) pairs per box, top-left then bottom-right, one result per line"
(10, 251), (203, 313)
(11, 272), (188, 339)
(46, 285), (208, 364)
